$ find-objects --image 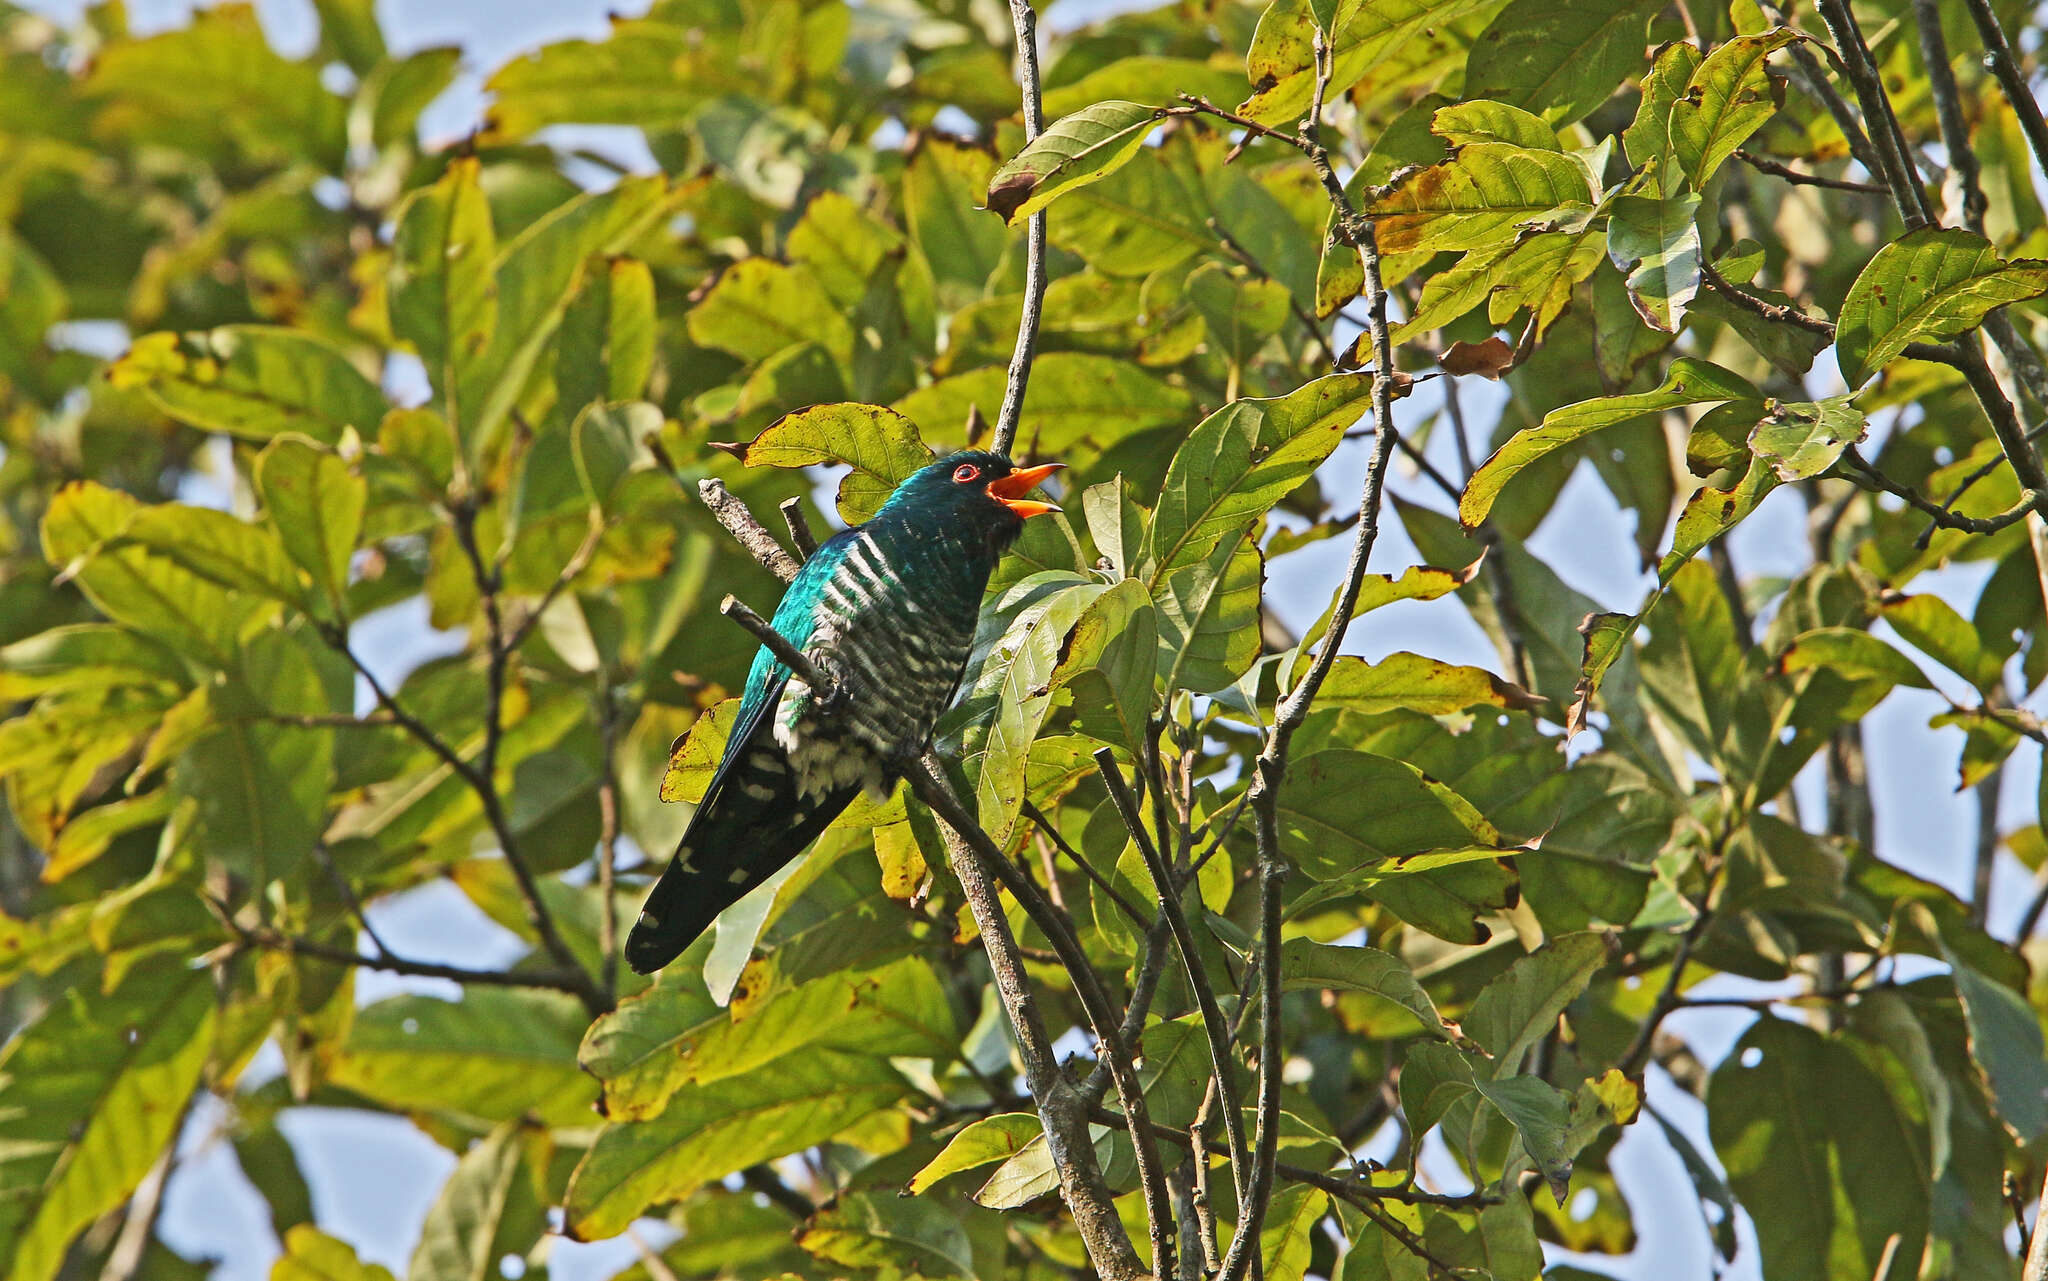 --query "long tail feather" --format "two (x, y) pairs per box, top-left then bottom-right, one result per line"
(624, 741), (857, 975)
